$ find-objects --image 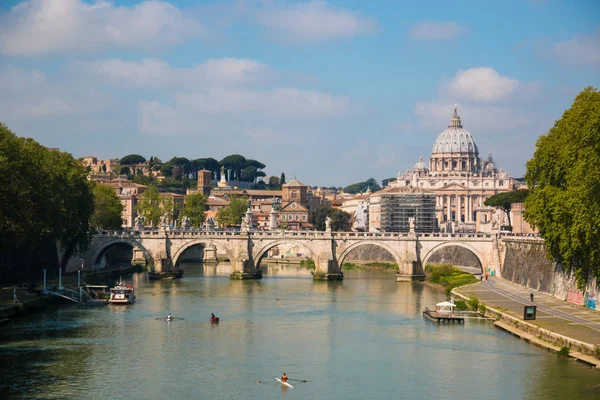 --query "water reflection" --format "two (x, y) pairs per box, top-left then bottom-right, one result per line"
(0, 263), (598, 400)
